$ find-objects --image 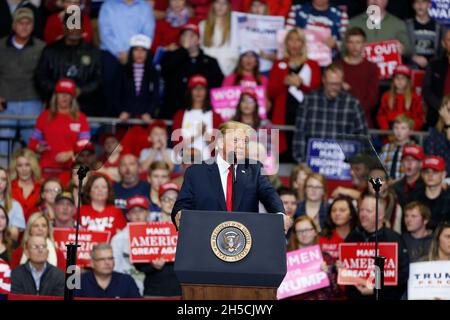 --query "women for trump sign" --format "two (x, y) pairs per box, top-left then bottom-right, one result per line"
(338, 242), (398, 286)
(129, 222), (178, 263)
(277, 245), (330, 299)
